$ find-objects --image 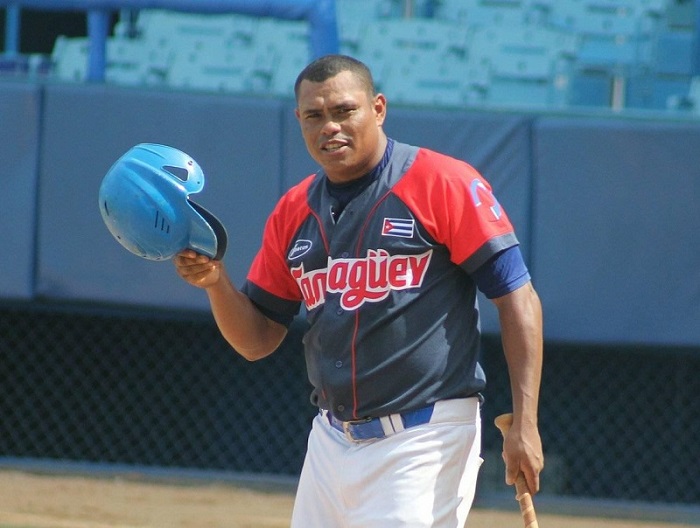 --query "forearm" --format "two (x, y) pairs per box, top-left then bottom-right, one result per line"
(206, 275), (287, 361)
(492, 281), (544, 492)
(497, 282), (543, 425)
